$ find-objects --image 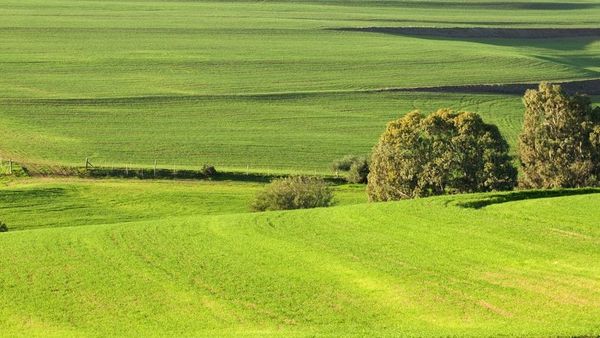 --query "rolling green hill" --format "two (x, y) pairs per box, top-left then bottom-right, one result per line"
(1, 0), (599, 171)
(0, 178), (366, 231)
(1, 190), (599, 336)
